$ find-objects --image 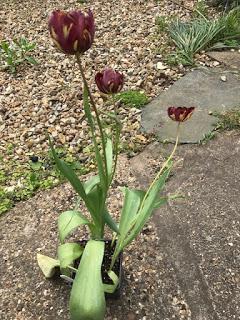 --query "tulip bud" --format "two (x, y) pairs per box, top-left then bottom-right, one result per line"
(168, 106), (195, 122)
(49, 9), (95, 55)
(95, 69), (124, 94)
